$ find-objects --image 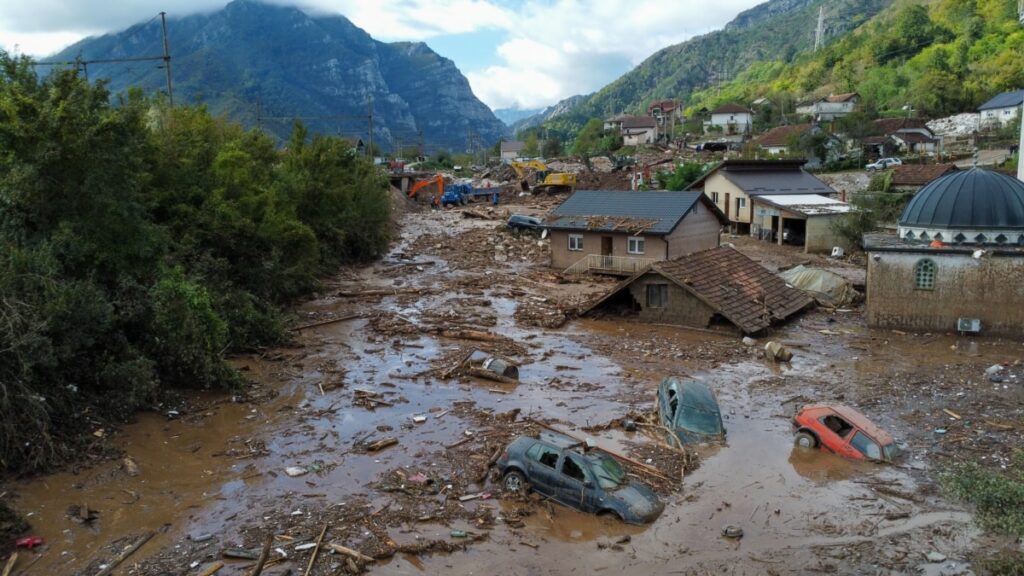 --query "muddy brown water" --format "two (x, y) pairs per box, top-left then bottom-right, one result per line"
(5, 207), (1001, 575)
